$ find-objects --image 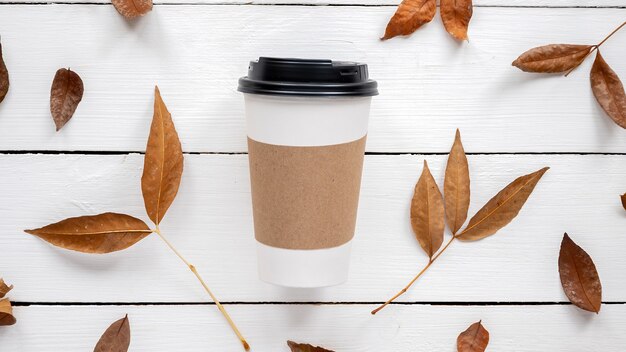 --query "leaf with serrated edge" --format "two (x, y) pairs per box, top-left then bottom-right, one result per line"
(444, 129), (470, 234)
(141, 87), (184, 226)
(25, 213), (152, 254)
(0, 279), (12, 299)
(0, 299), (16, 326)
(457, 320), (489, 352)
(111, 0), (152, 19)
(440, 0), (473, 41)
(512, 44), (592, 73)
(590, 51), (626, 129)
(411, 160), (445, 259)
(0, 39), (9, 104)
(559, 233), (602, 313)
(381, 0), (436, 40)
(50, 68), (84, 131)
(94, 315), (131, 352)
(287, 340), (335, 352)
(457, 167), (549, 241)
